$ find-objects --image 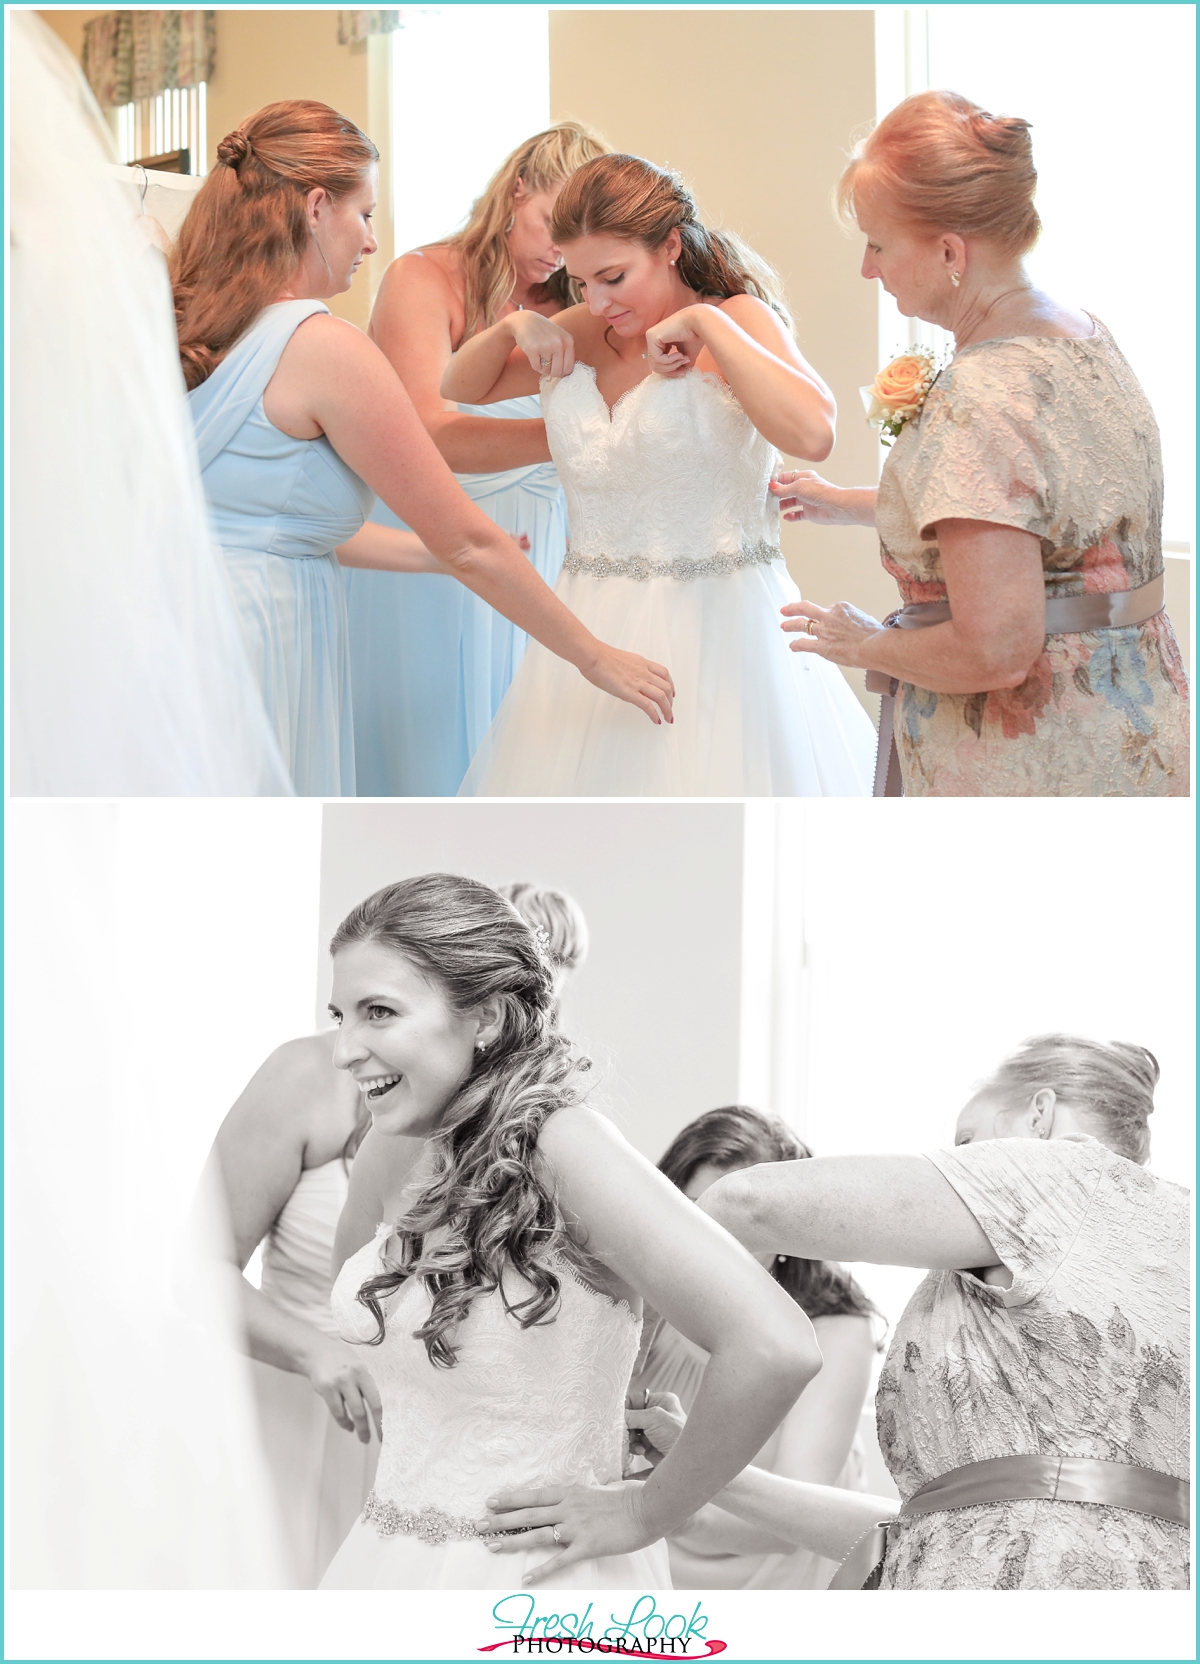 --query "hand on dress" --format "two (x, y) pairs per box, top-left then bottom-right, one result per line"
(769, 471), (858, 525)
(477, 1479), (653, 1586)
(625, 1391), (687, 1467)
(644, 307), (706, 378)
(303, 1337), (384, 1443)
(781, 598), (886, 666)
(508, 311), (576, 381)
(582, 645), (675, 725)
